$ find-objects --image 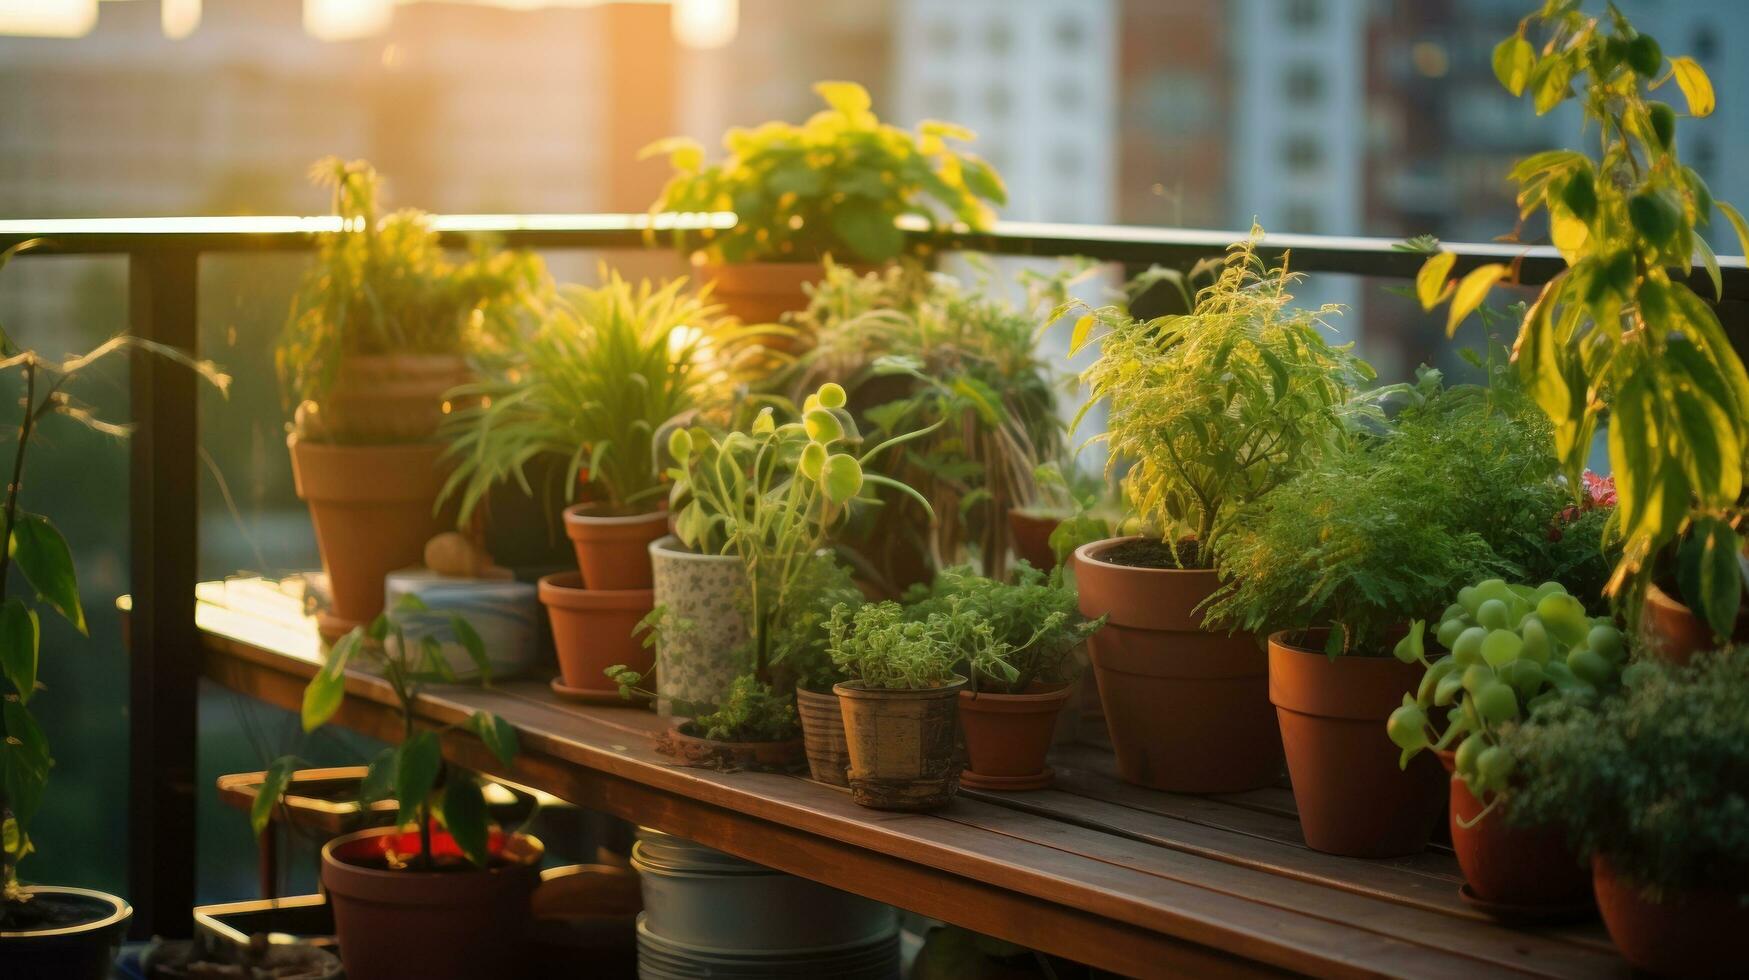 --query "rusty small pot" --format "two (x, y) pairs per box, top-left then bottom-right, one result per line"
(1006, 509), (1062, 572)
(796, 686), (851, 786)
(664, 724), (804, 772)
(835, 677), (966, 811)
(1638, 581), (1749, 666)
(958, 682), (1072, 790)
(694, 257), (877, 328)
(1592, 856), (1747, 977)
(312, 353), (472, 444)
(1437, 753), (1591, 912)
(538, 571), (653, 696)
(561, 505), (668, 591)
